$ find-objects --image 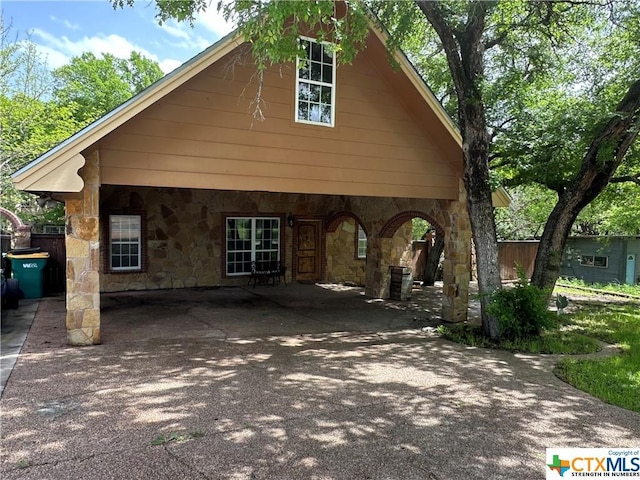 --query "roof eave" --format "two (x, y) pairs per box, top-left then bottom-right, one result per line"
(12, 30), (244, 193)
